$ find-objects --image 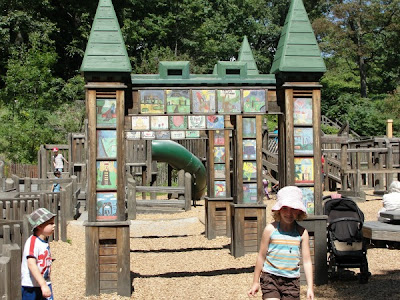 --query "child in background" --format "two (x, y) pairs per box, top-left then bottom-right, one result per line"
(51, 170), (61, 193)
(52, 147), (68, 173)
(248, 186), (314, 300)
(21, 208), (56, 300)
